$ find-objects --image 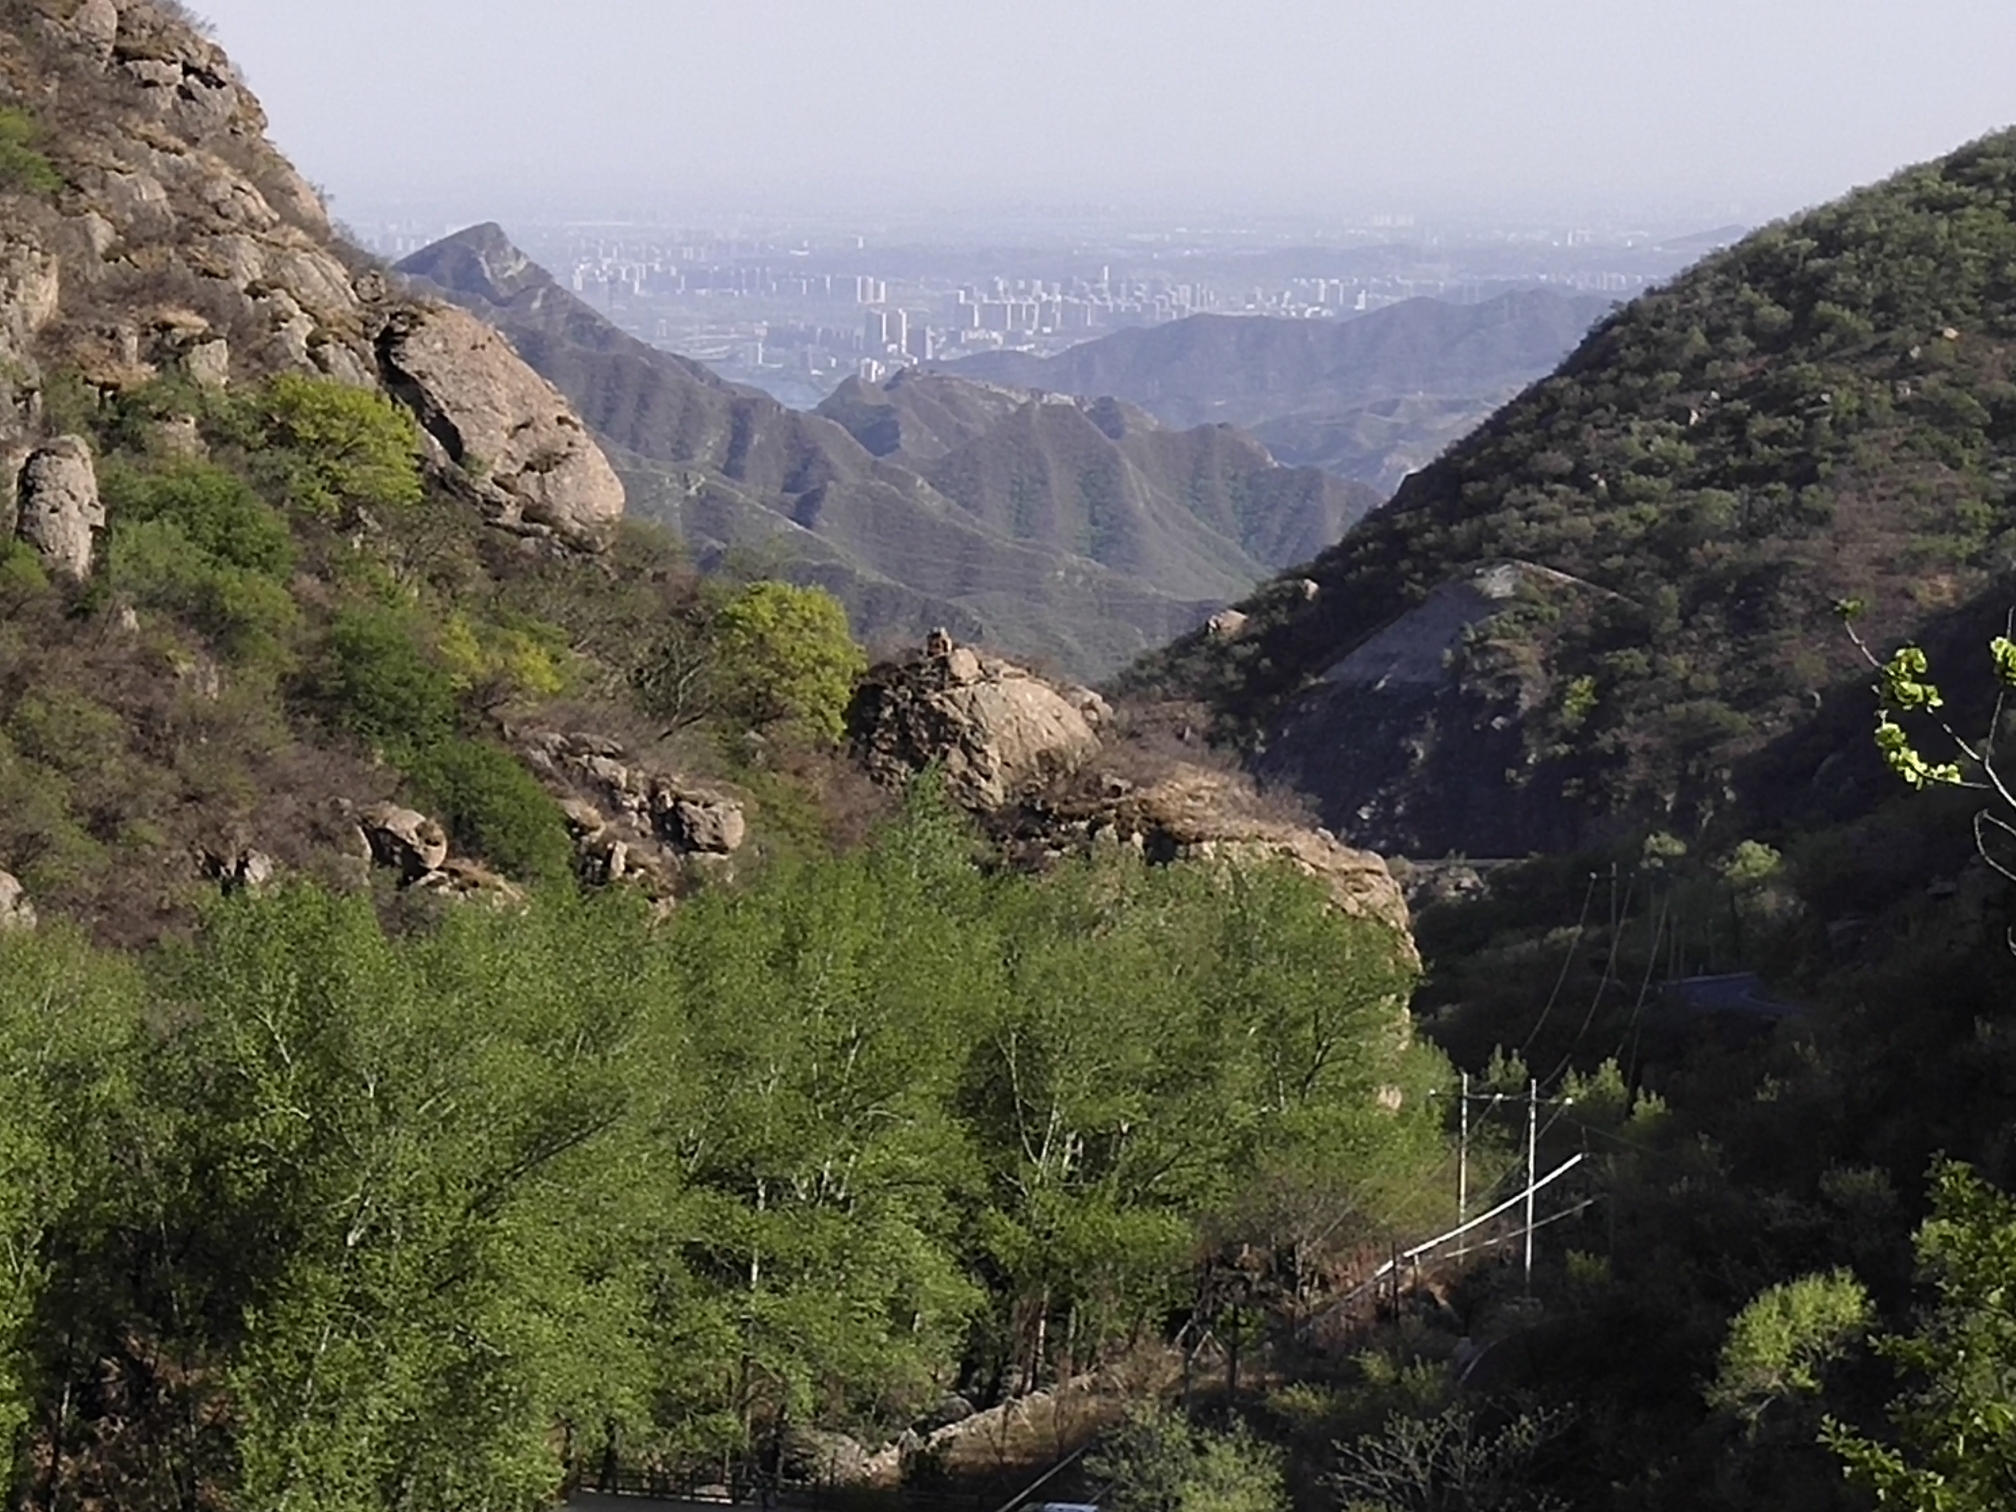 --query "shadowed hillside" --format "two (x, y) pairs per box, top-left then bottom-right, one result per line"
(1129, 129), (2016, 855)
